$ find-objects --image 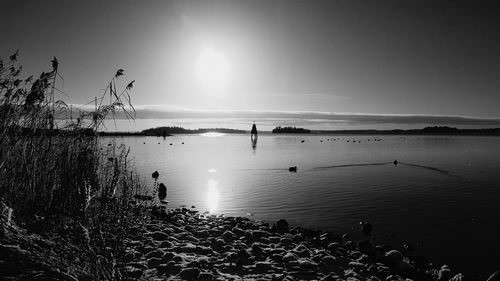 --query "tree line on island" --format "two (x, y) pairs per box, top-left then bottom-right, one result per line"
(99, 126), (246, 137)
(272, 126), (311, 134)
